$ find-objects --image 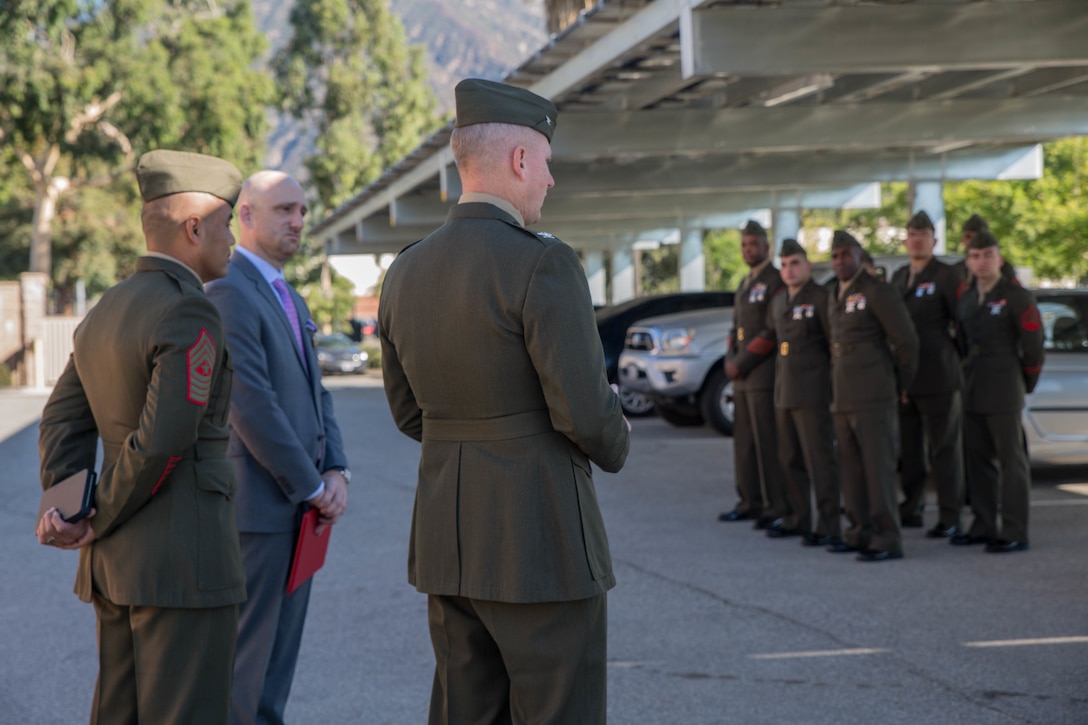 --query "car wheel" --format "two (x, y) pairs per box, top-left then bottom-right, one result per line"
(700, 367), (734, 436)
(657, 403), (705, 427)
(618, 385), (655, 417)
